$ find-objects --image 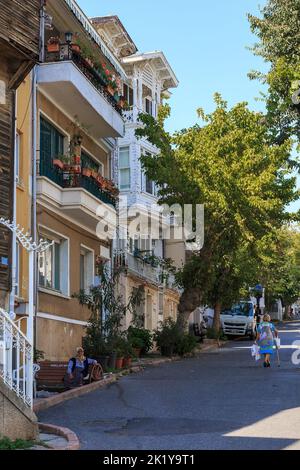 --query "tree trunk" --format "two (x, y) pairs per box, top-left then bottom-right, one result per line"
(212, 301), (222, 332)
(176, 287), (203, 332)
